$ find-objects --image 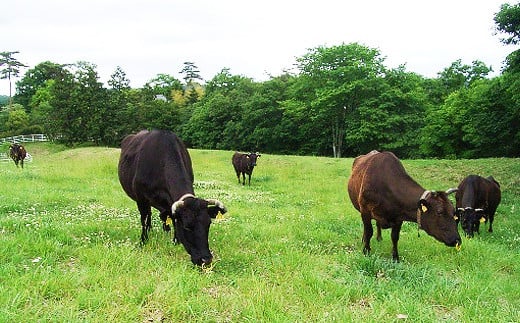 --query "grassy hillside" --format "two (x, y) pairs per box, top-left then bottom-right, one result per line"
(0, 143), (519, 322)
